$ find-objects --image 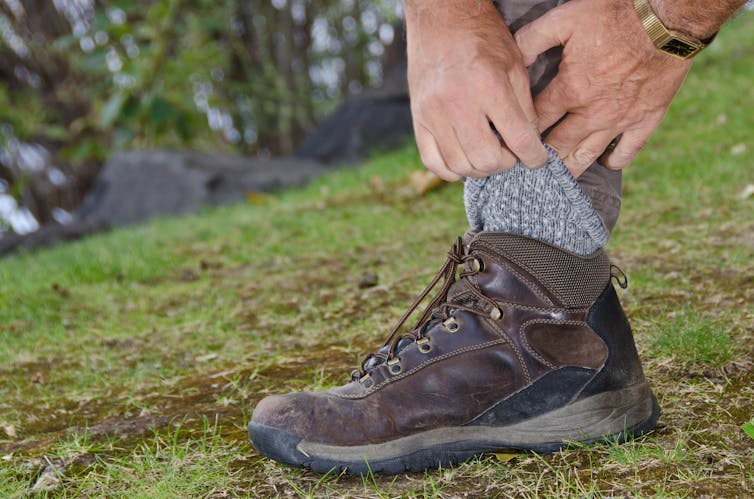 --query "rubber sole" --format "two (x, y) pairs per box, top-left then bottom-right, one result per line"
(248, 384), (661, 475)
